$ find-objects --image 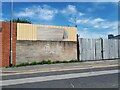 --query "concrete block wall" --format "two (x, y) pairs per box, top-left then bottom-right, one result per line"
(0, 22), (16, 67)
(16, 41), (77, 64)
